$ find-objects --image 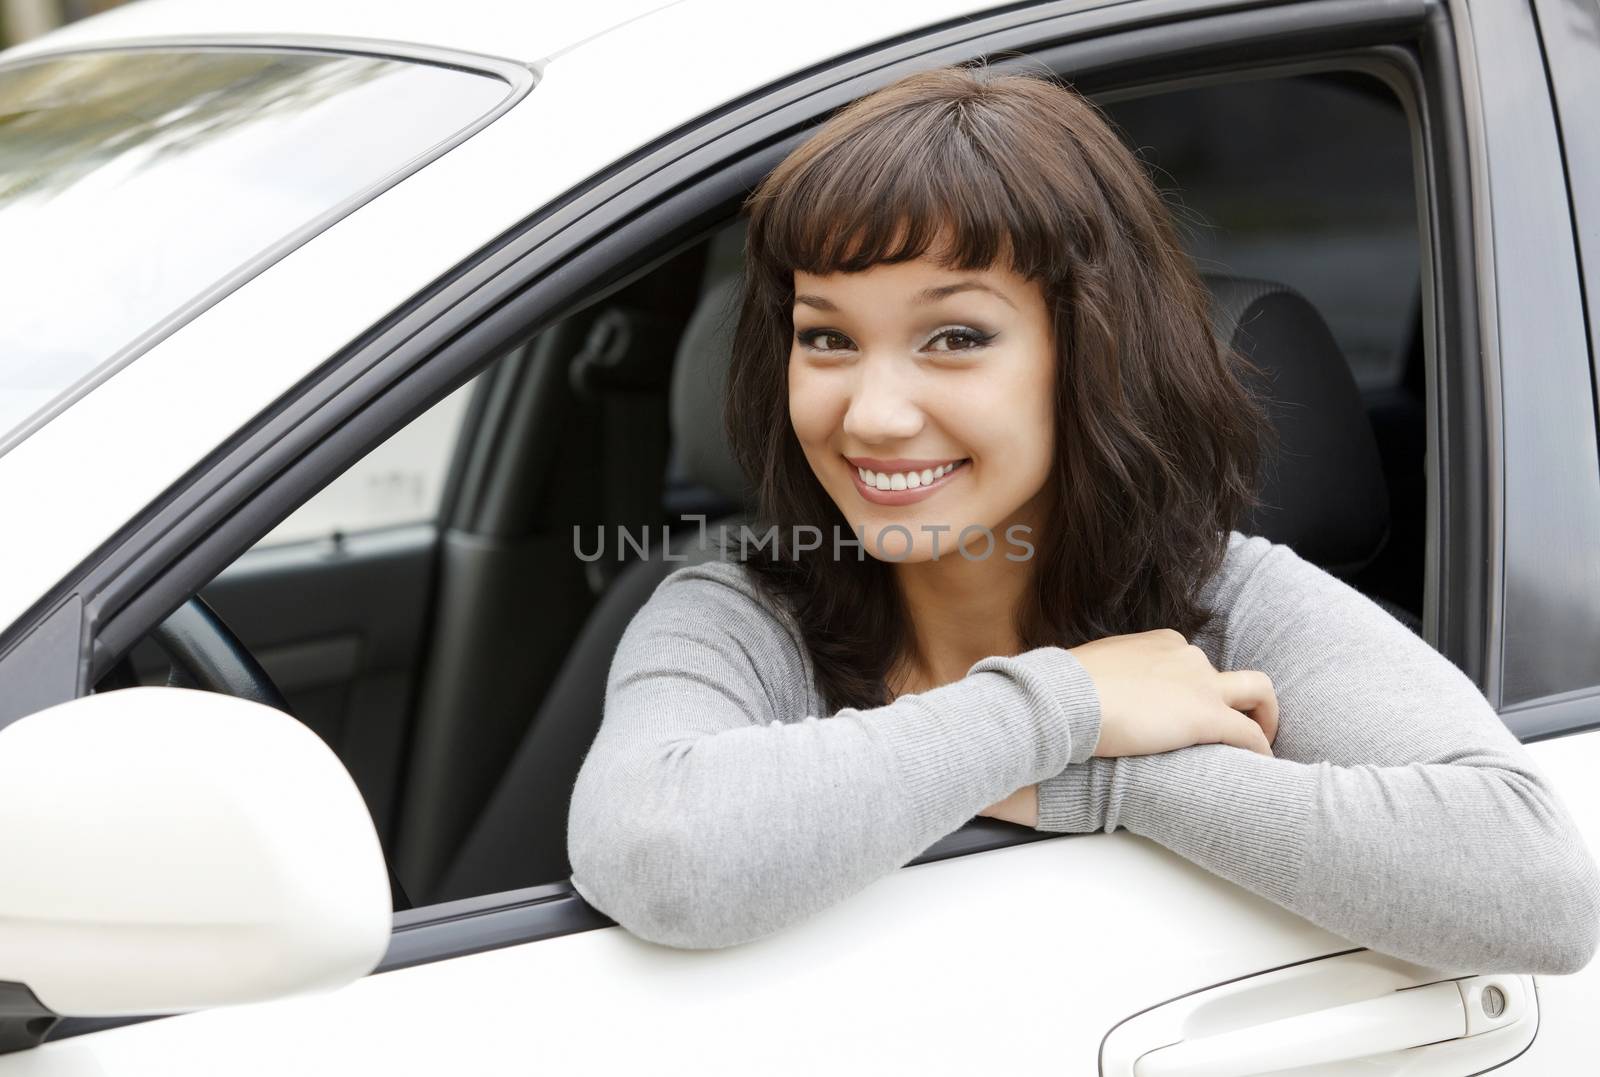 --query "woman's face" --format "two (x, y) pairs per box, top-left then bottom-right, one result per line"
(788, 250), (1057, 564)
